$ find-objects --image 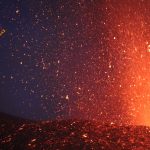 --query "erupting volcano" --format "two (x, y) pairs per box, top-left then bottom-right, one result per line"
(1, 0), (150, 149)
